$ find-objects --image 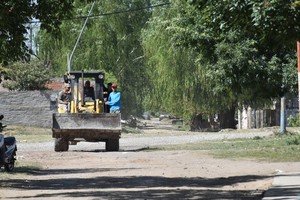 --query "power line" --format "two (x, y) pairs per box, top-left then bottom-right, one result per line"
(29, 2), (170, 24)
